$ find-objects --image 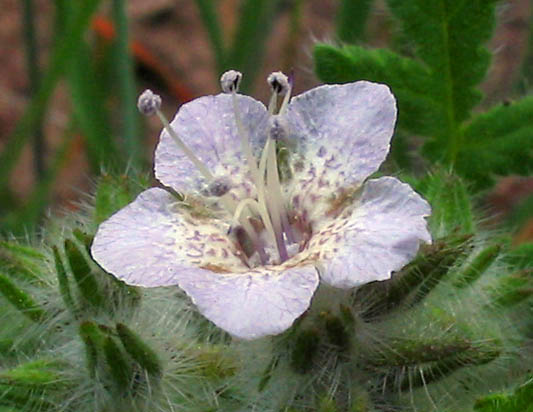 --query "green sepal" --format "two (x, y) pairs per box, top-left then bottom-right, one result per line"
(64, 239), (104, 310)
(290, 329), (321, 374)
(52, 245), (77, 316)
(0, 273), (46, 322)
(453, 244), (502, 288)
(72, 228), (93, 254)
(189, 344), (237, 380)
(0, 359), (64, 387)
(78, 321), (104, 378)
(116, 323), (162, 378)
(398, 339), (501, 390)
(415, 170), (475, 236)
(317, 395), (337, 412)
(94, 173), (136, 225)
(486, 269), (533, 308)
(0, 240), (44, 283)
(504, 243), (533, 271)
(321, 312), (350, 350)
(102, 336), (133, 394)
(358, 234), (471, 318)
